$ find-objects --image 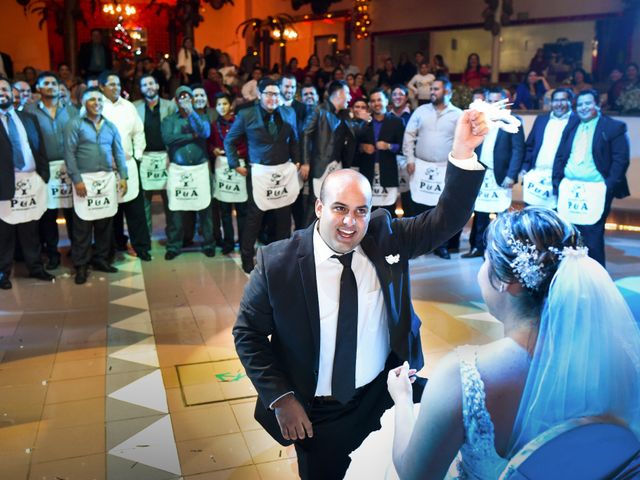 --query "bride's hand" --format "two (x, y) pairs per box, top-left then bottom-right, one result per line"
(387, 361), (417, 404)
